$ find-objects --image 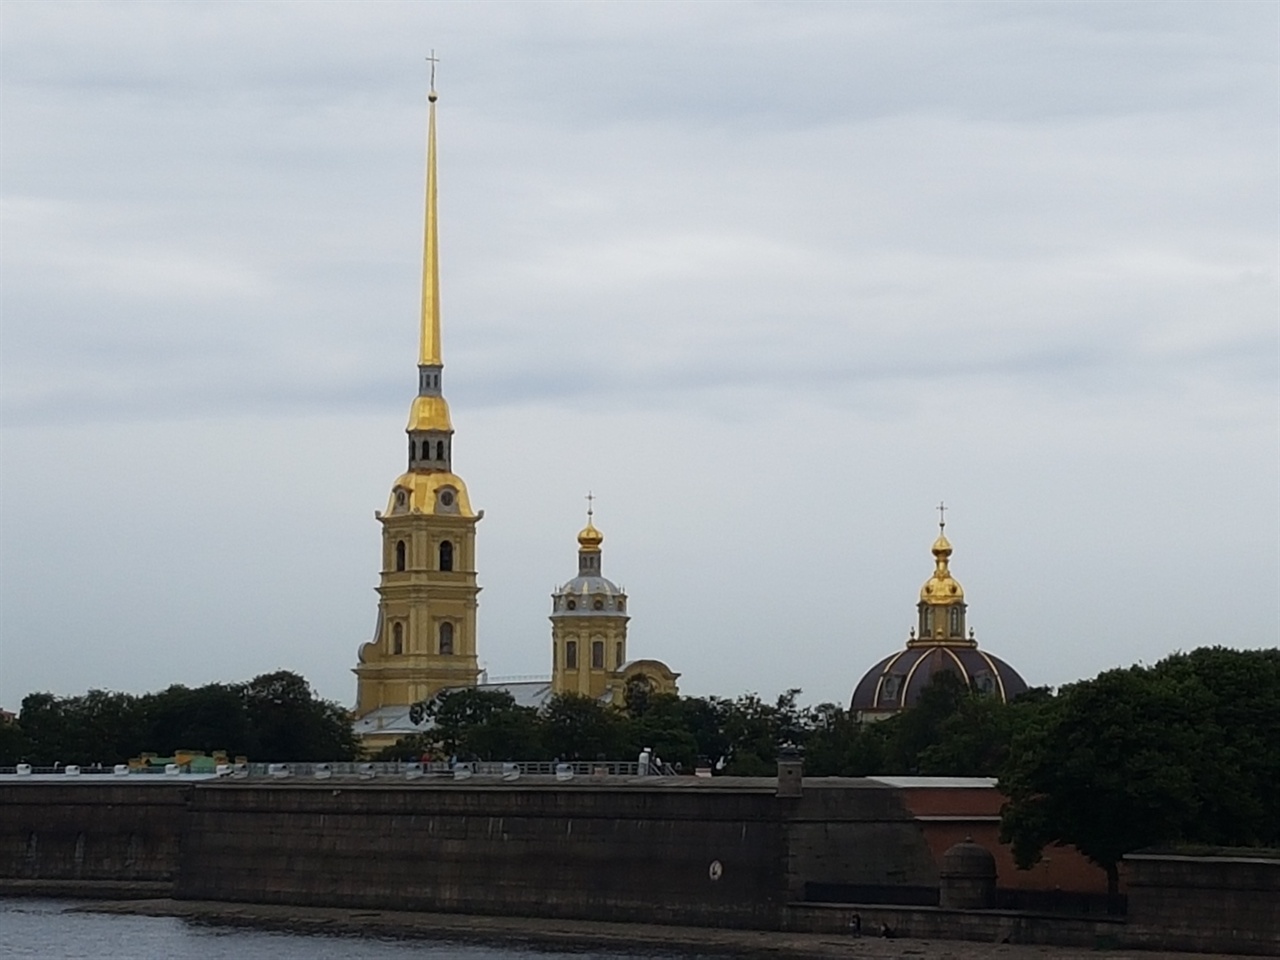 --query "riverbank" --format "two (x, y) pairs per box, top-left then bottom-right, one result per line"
(71, 898), (1258, 959)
